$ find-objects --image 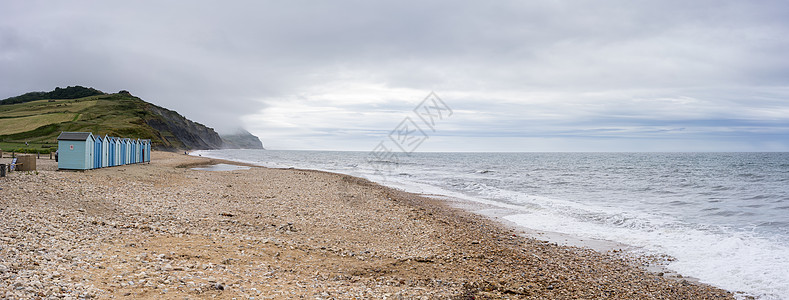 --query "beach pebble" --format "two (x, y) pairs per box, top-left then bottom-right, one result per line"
(0, 153), (734, 299)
